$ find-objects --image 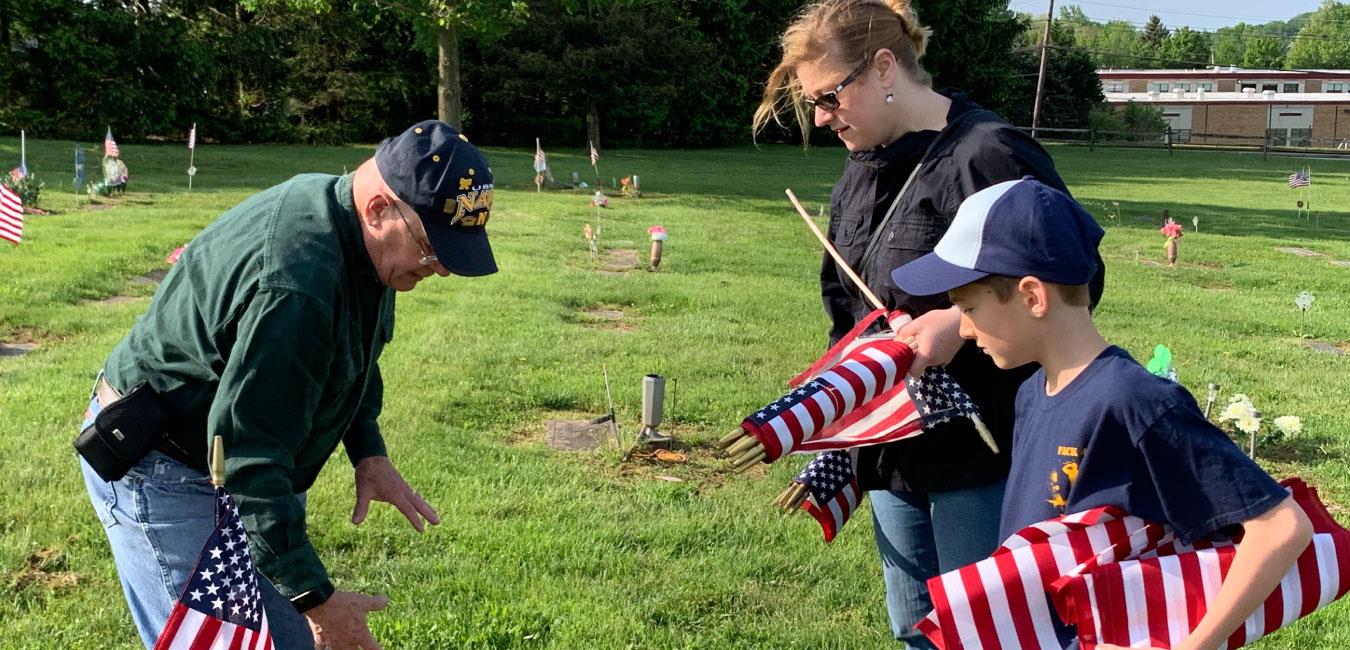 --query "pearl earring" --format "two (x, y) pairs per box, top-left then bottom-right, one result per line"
(885, 93), (895, 104)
